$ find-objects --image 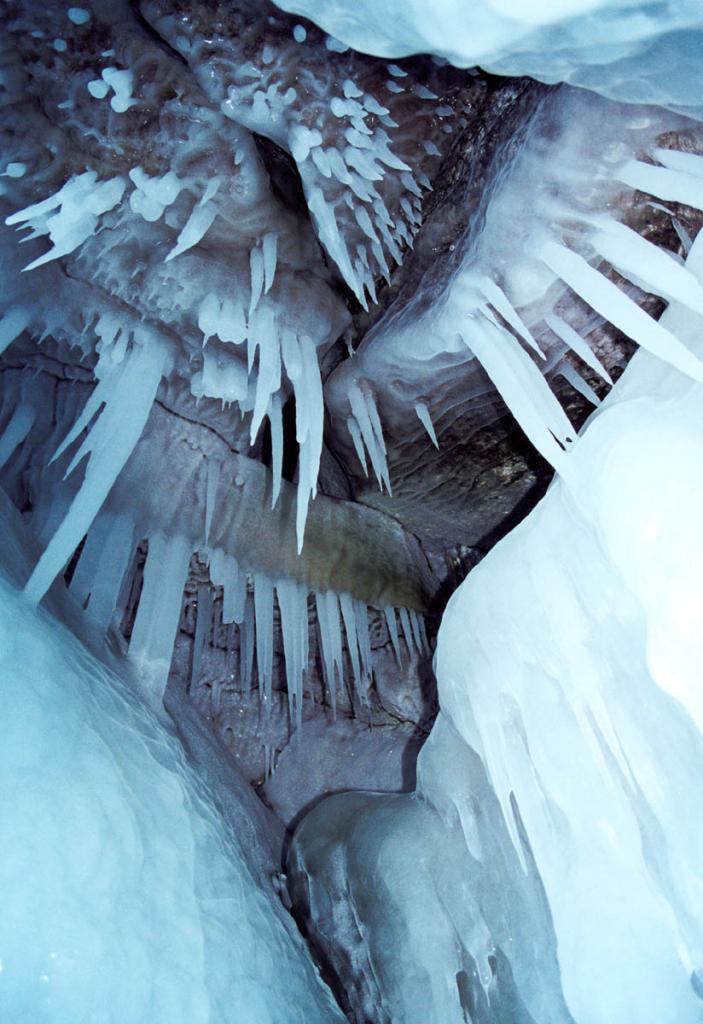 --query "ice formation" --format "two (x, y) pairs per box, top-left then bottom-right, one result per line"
(273, 0), (703, 114)
(290, 230), (703, 1024)
(0, 494), (345, 1023)
(425, 238), (703, 1021)
(0, 0), (438, 726)
(3, 0), (703, 1020)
